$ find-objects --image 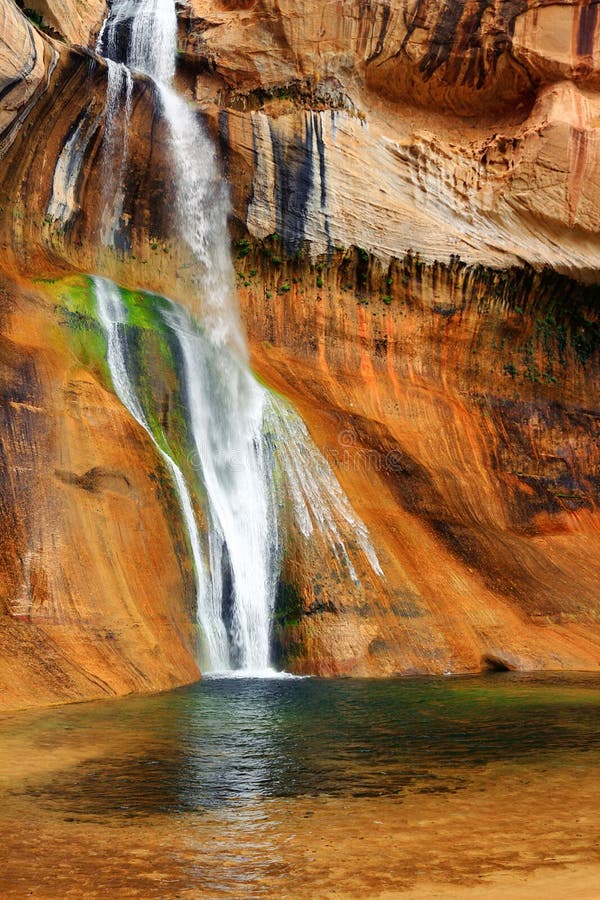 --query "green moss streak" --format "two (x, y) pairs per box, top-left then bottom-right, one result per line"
(42, 276), (203, 497)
